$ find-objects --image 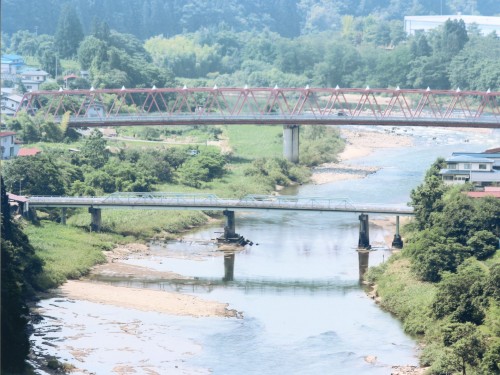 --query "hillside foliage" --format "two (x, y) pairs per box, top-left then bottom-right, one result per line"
(368, 161), (500, 375)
